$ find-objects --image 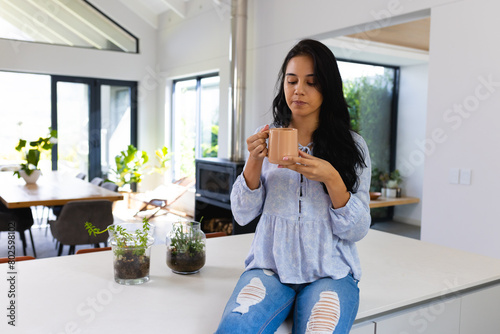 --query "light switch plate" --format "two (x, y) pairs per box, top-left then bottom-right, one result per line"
(449, 168), (460, 184)
(460, 169), (471, 185)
